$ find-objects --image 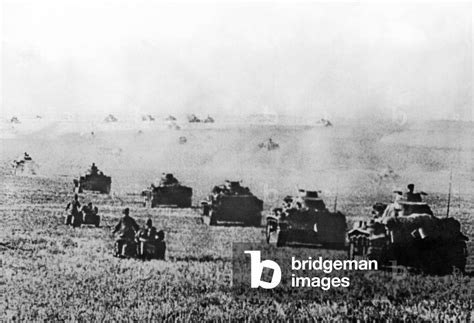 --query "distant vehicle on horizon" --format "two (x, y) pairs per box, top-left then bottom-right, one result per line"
(187, 114), (201, 123)
(104, 114), (118, 123)
(10, 116), (20, 124)
(317, 118), (333, 127)
(258, 138), (279, 150)
(141, 115), (155, 122)
(203, 115), (215, 123)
